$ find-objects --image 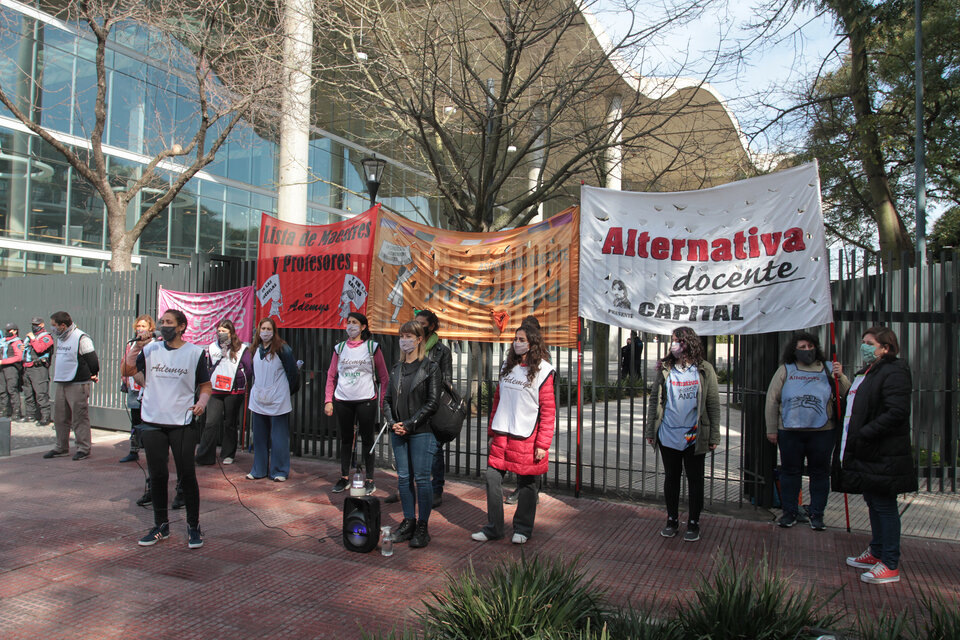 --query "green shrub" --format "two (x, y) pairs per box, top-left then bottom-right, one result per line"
(918, 591), (960, 640)
(854, 609), (913, 640)
(678, 554), (841, 640)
